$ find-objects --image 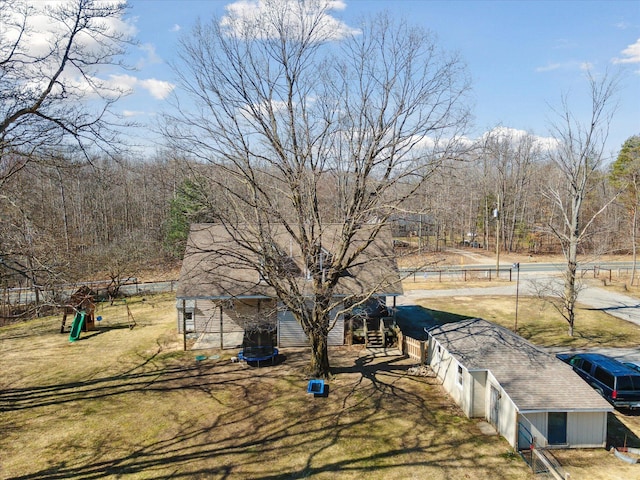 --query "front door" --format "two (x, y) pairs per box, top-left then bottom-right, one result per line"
(489, 386), (500, 430)
(548, 412), (567, 445)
